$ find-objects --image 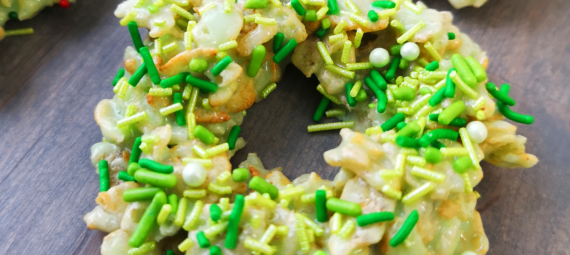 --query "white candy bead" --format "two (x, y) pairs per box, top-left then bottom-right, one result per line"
(400, 42), (420, 61)
(182, 162), (207, 187)
(369, 48), (390, 68)
(466, 121), (488, 143)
